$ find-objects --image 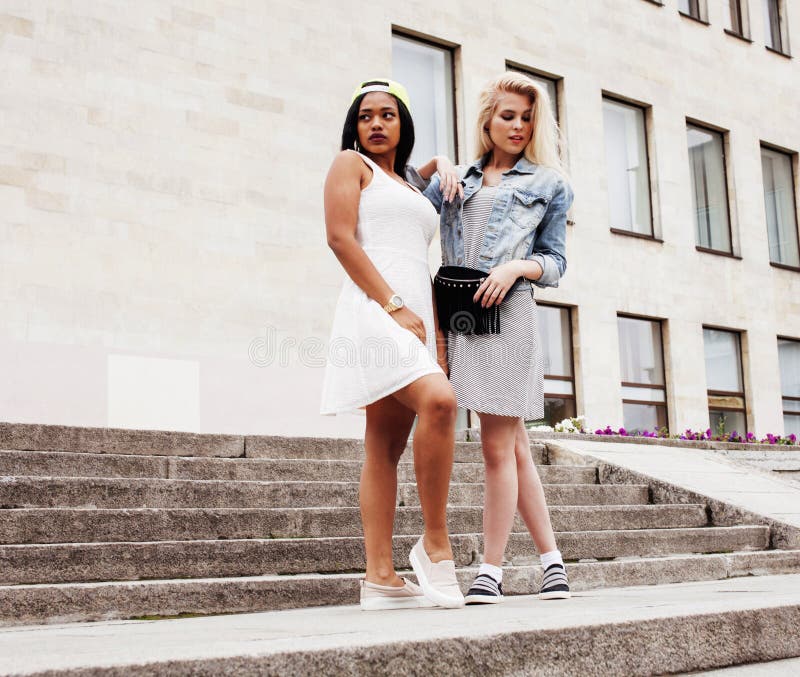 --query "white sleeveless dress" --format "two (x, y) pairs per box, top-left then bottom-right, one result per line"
(320, 152), (443, 415)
